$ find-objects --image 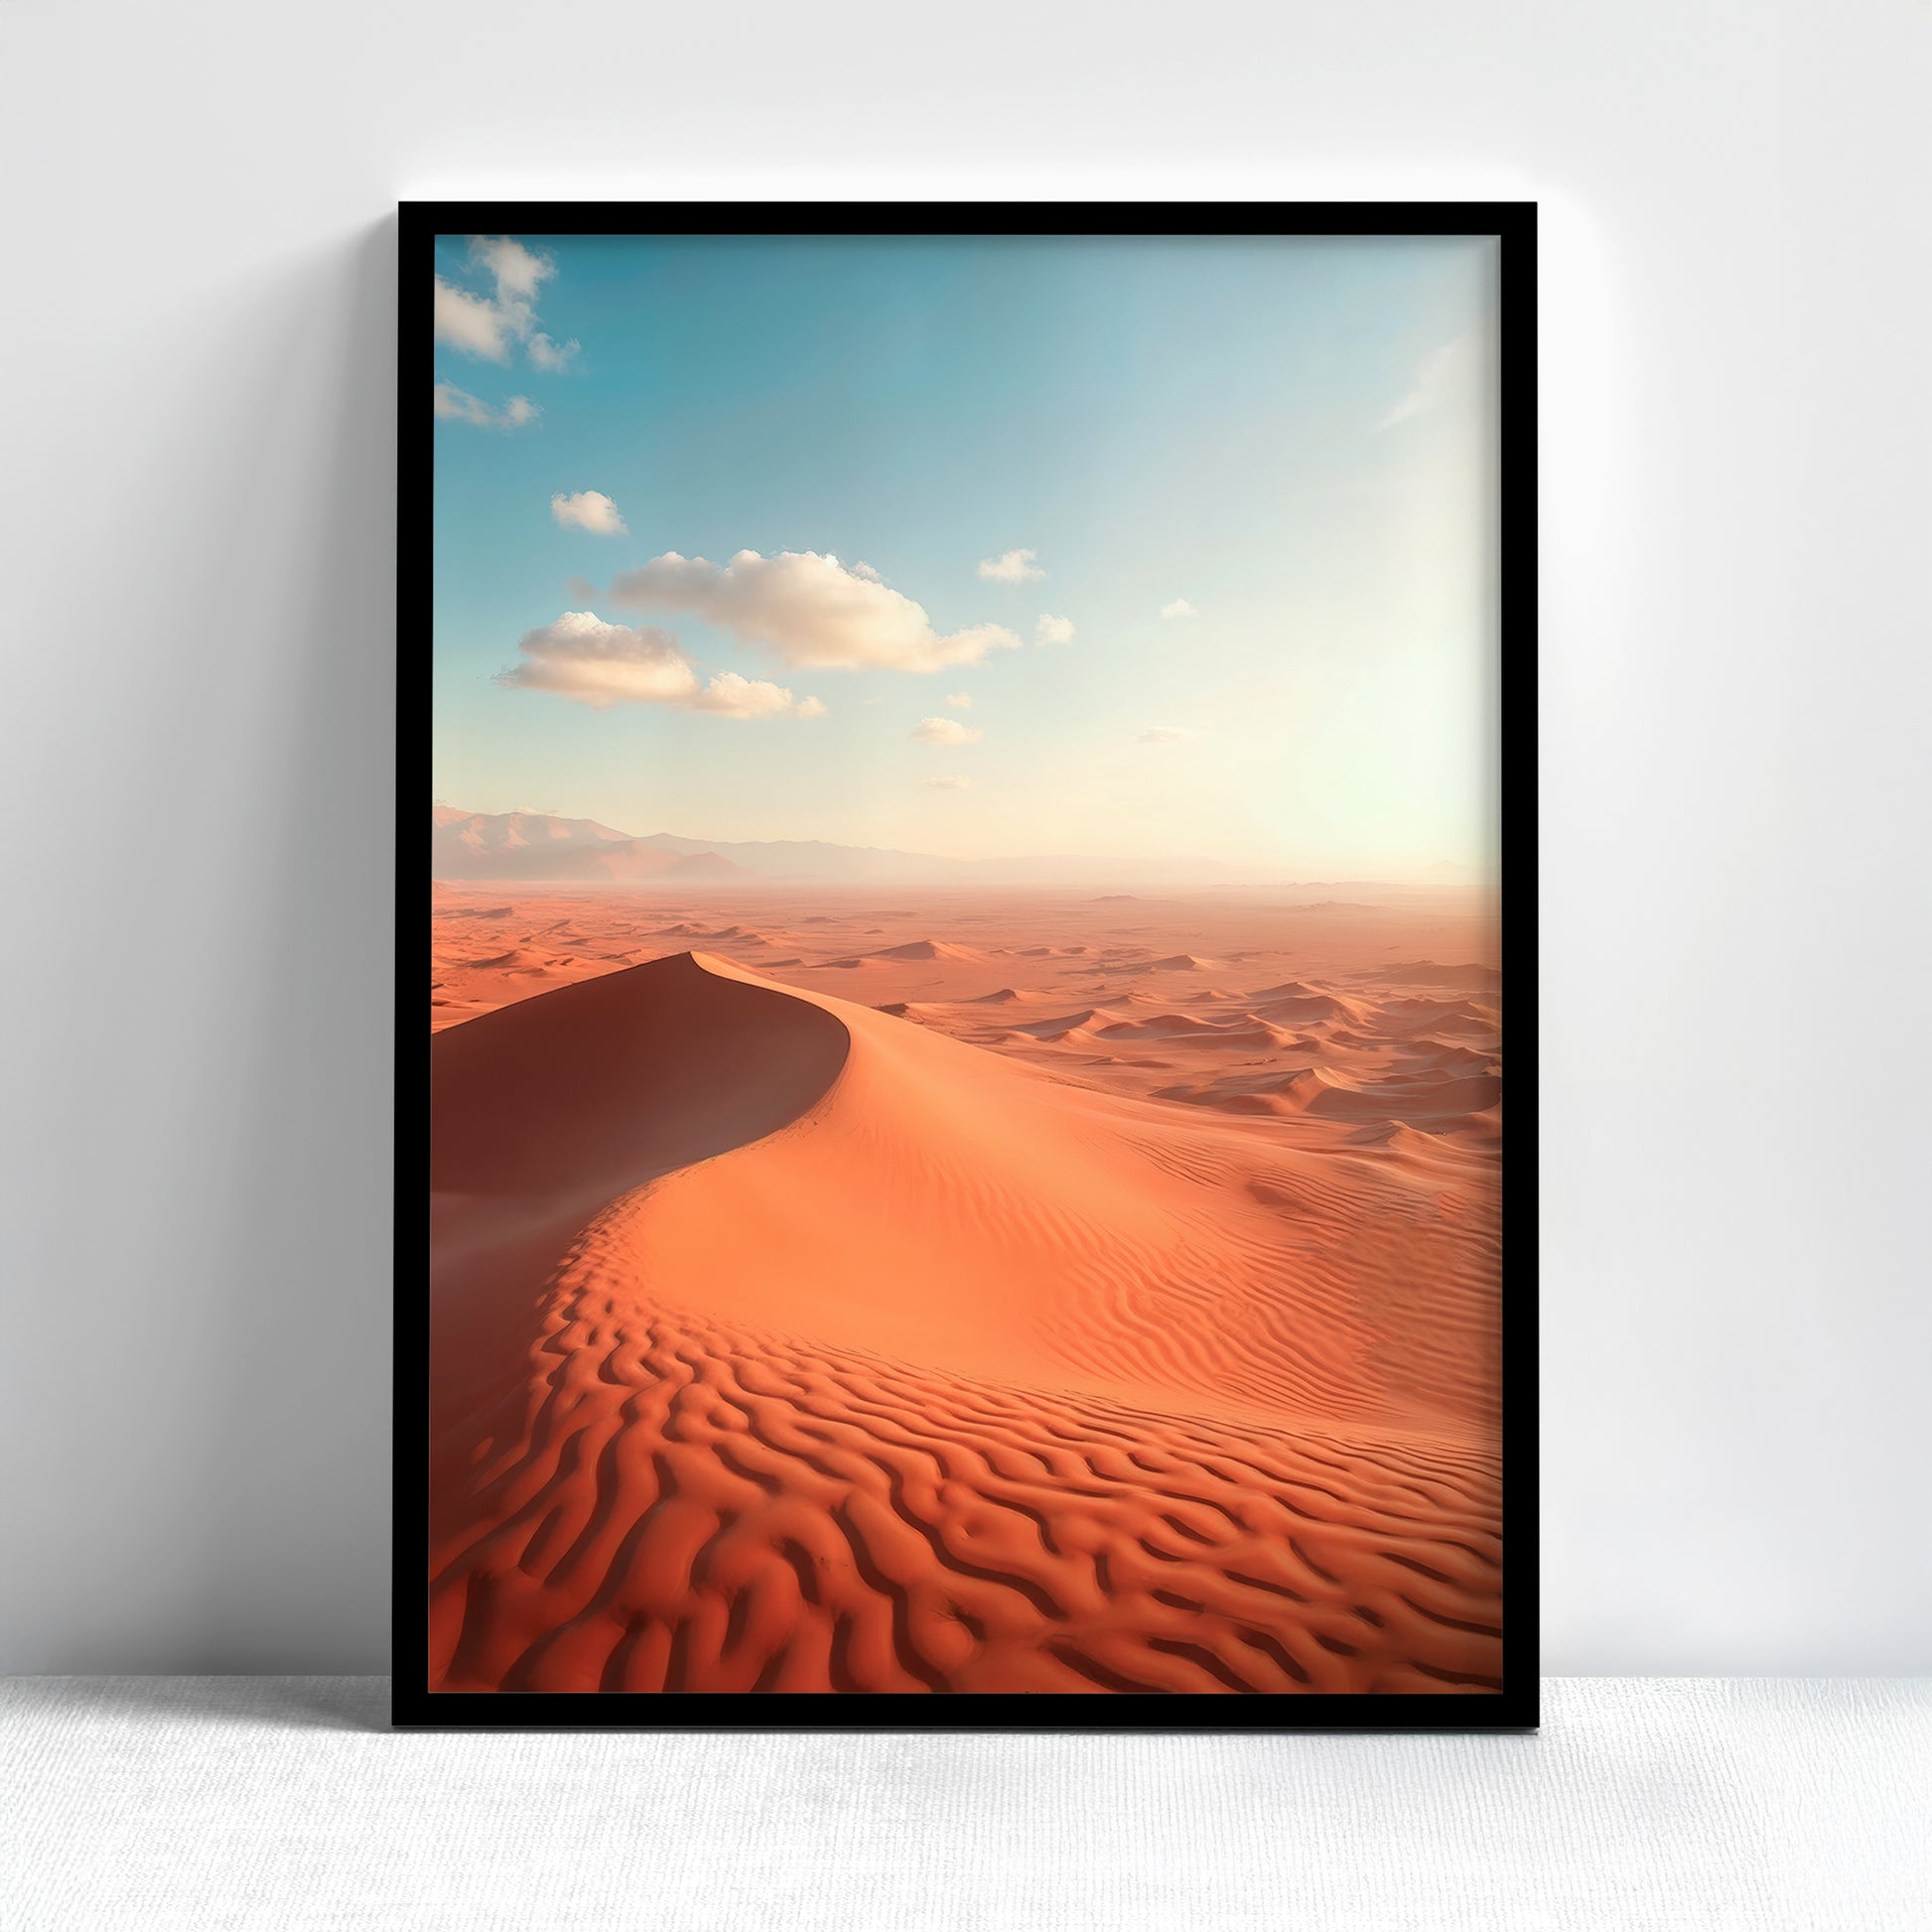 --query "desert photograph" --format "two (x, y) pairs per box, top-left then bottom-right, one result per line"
(425, 229), (1504, 1699)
